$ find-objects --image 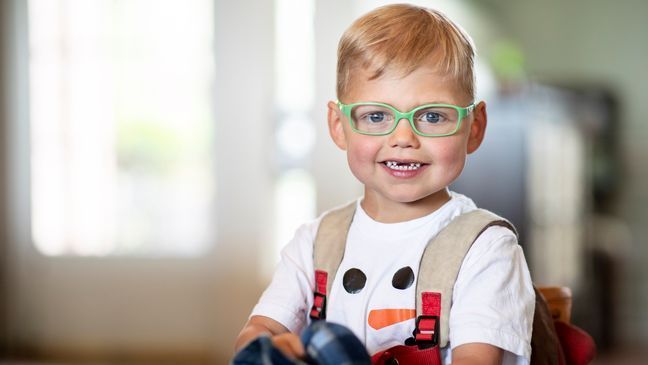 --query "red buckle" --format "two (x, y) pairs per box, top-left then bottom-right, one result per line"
(309, 292), (327, 320)
(412, 315), (439, 349)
